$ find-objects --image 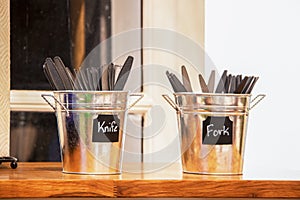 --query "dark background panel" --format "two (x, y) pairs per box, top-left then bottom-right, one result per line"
(10, 0), (71, 90)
